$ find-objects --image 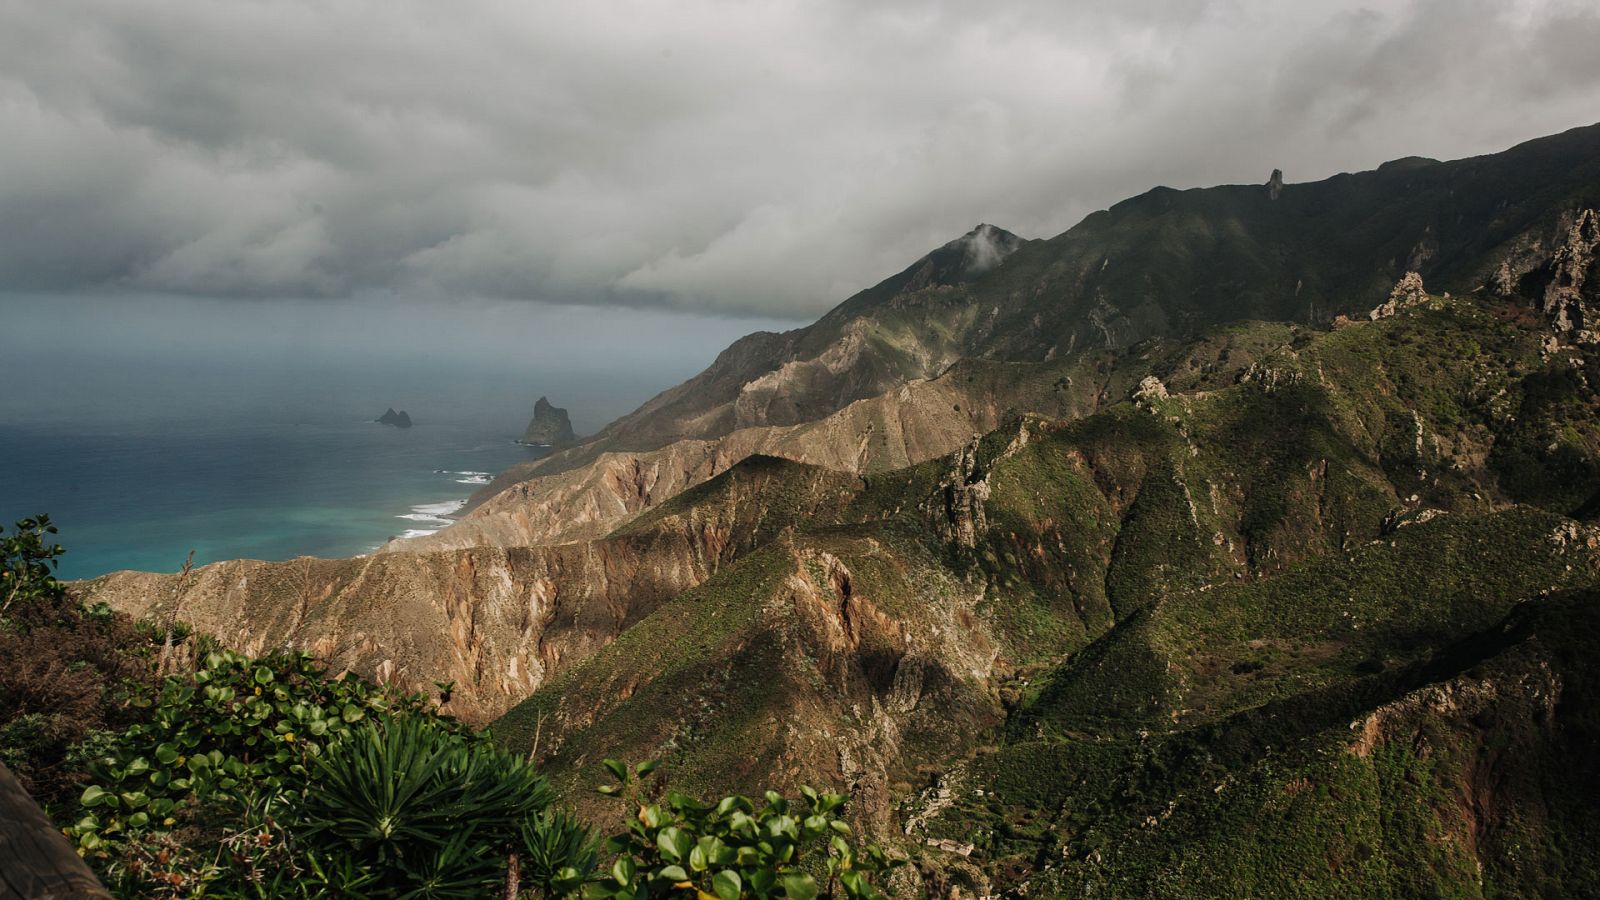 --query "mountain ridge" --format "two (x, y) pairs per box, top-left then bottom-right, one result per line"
(71, 122), (1600, 893)
(470, 122), (1600, 507)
